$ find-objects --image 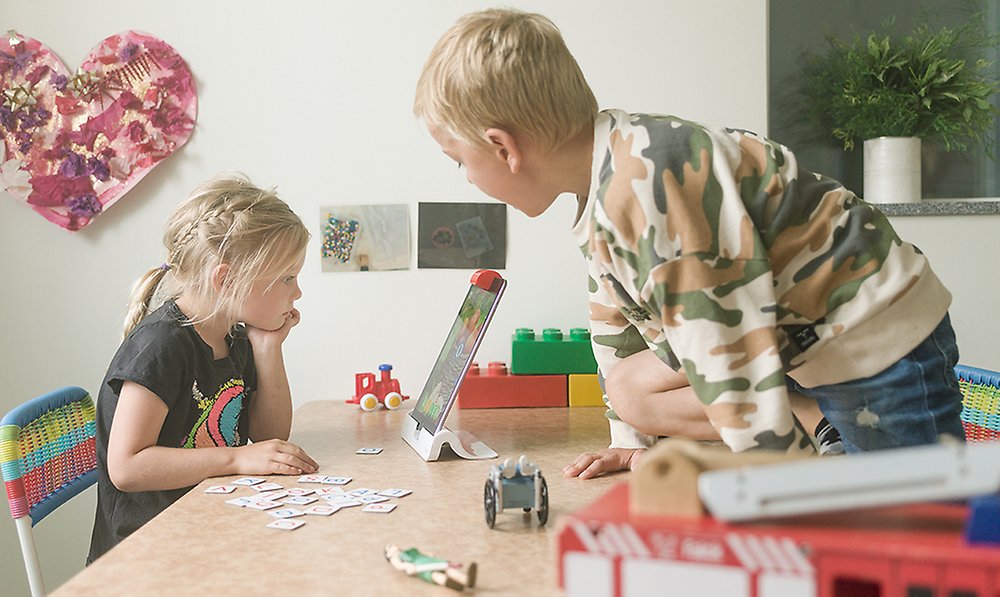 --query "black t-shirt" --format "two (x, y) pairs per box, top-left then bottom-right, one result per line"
(88, 300), (257, 563)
